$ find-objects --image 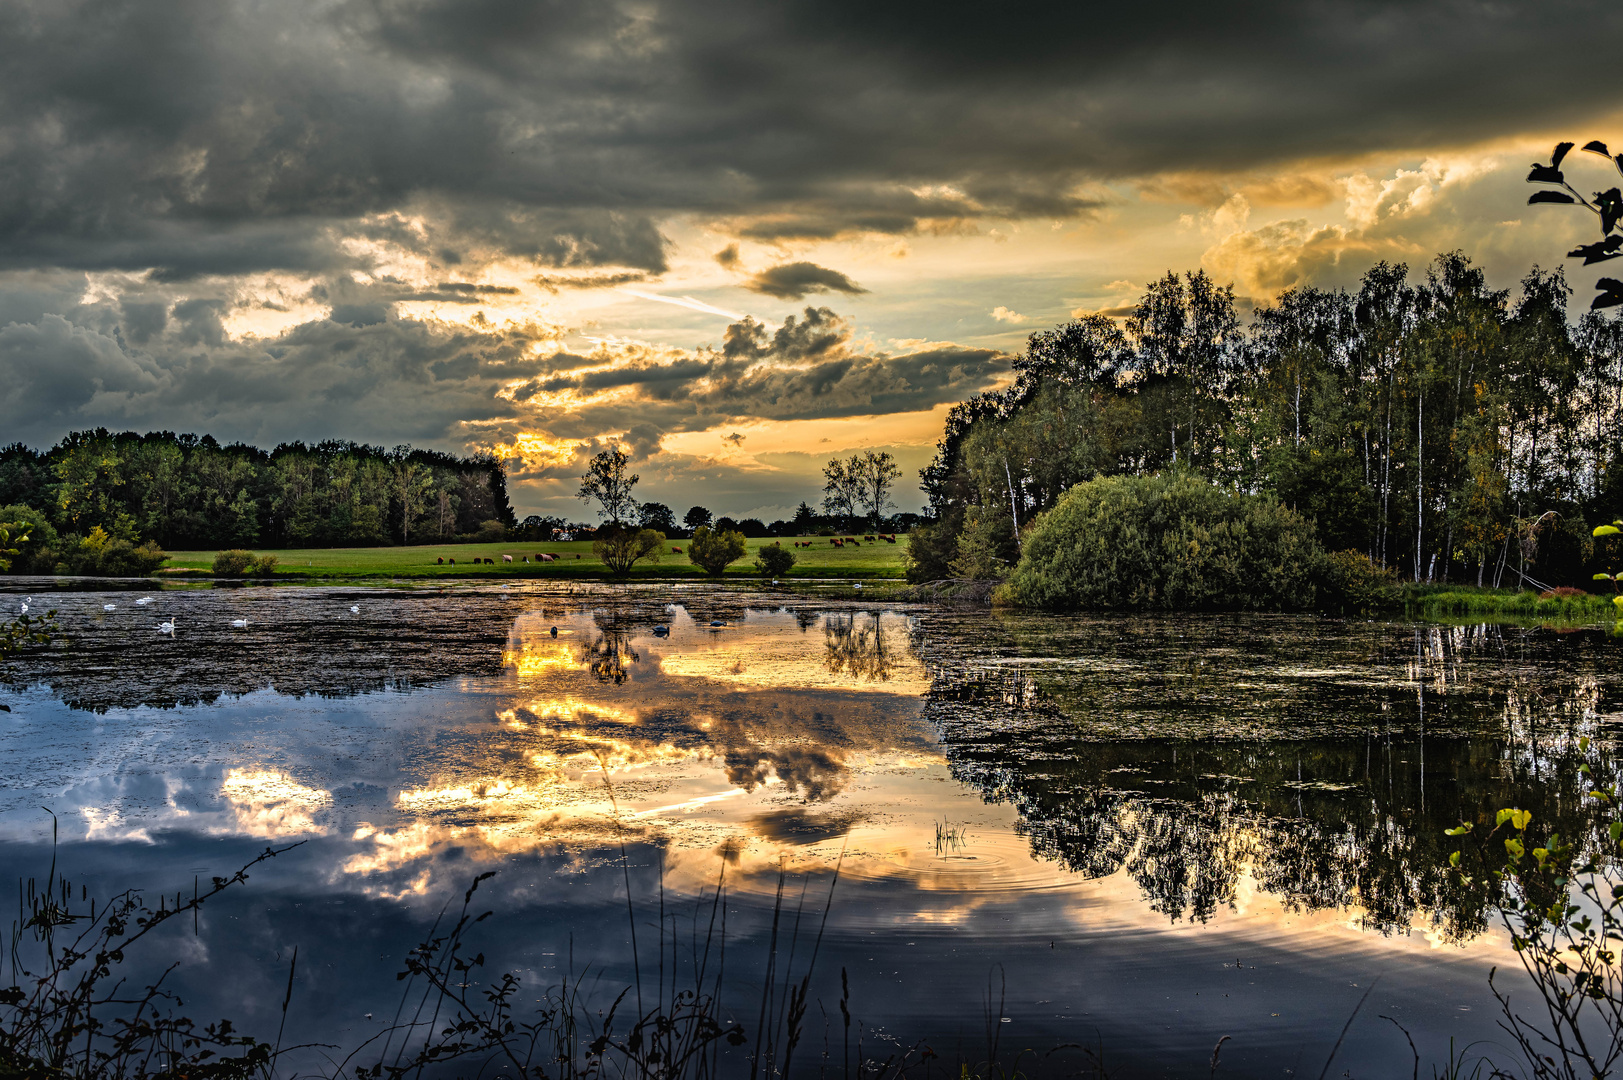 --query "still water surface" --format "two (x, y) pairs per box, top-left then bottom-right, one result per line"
(2, 583), (1618, 1077)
